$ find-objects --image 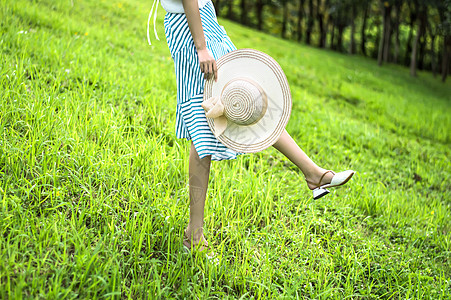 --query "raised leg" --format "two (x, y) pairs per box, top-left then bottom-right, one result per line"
(185, 141), (210, 247)
(272, 129), (333, 189)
